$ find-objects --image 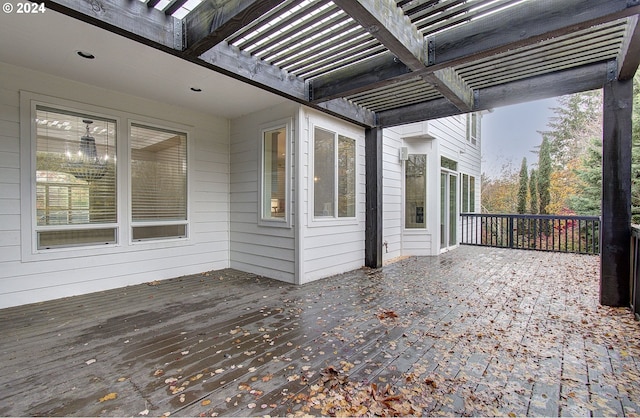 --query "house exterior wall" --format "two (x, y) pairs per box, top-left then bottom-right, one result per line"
(0, 62), (230, 308)
(299, 108), (366, 283)
(382, 115), (481, 262)
(229, 104), (298, 283)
